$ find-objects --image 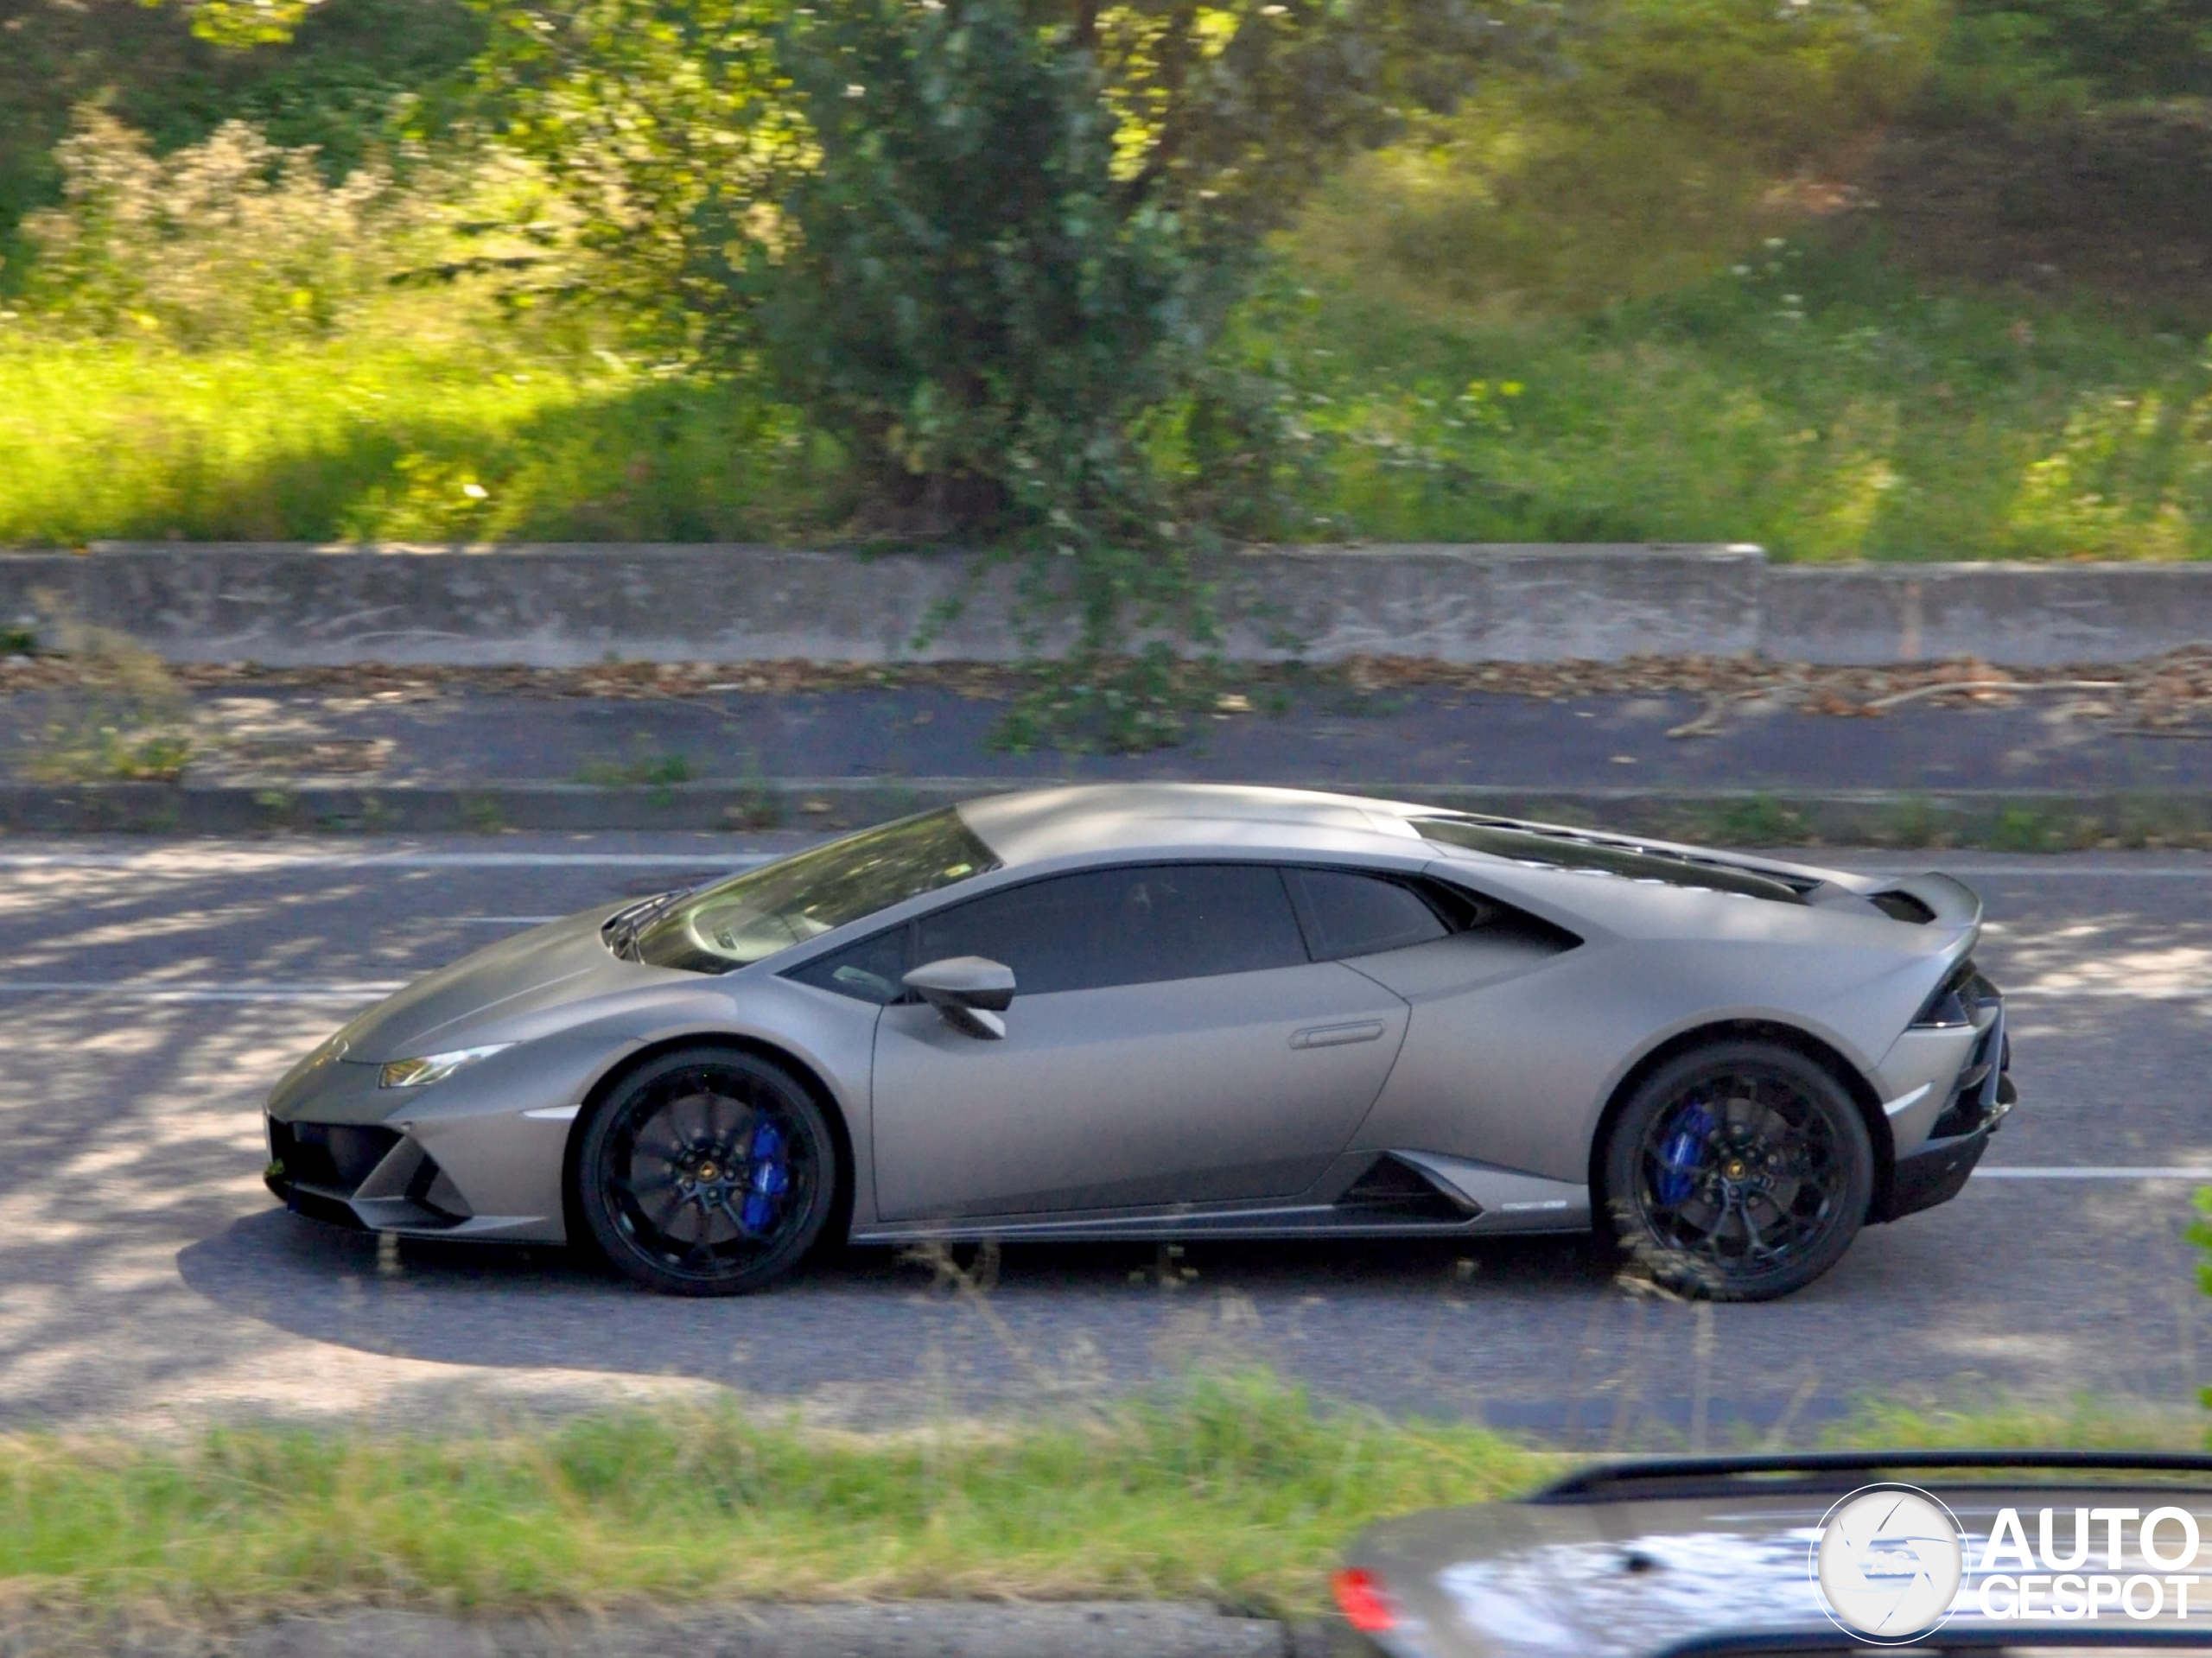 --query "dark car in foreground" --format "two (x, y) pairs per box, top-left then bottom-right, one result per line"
(1332, 1452), (2212, 1657)
(264, 783), (2013, 1299)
